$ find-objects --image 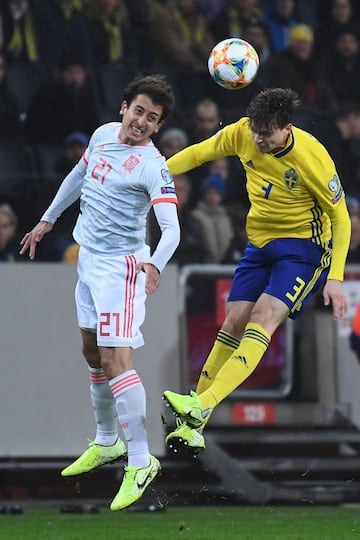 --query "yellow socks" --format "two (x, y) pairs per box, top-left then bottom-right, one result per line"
(199, 322), (271, 411)
(196, 330), (240, 394)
